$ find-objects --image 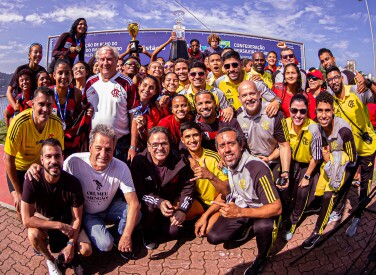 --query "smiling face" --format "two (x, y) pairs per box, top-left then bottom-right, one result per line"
(163, 73), (179, 93)
(281, 49), (295, 66)
(98, 48), (117, 80)
(138, 77), (157, 103)
(181, 127), (202, 153)
(89, 133), (114, 171)
(73, 62), (87, 80)
(267, 52), (277, 66)
(171, 96), (189, 122)
(319, 52), (336, 70)
(290, 100), (307, 127)
(76, 19), (87, 36)
(41, 145), (63, 179)
(148, 61), (163, 79)
(284, 65), (299, 85)
(327, 70), (343, 95)
(18, 74), (32, 93)
(238, 81), (261, 116)
(122, 58), (140, 76)
(37, 72), (51, 87)
(216, 130), (242, 170)
(148, 132), (170, 166)
(252, 52), (265, 74)
(163, 61), (175, 74)
(28, 45), (43, 66)
(316, 101), (334, 129)
(195, 93), (216, 119)
(175, 62), (189, 82)
(223, 57), (242, 82)
(53, 62), (72, 89)
(32, 92), (54, 127)
(188, 67), (206, 89)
